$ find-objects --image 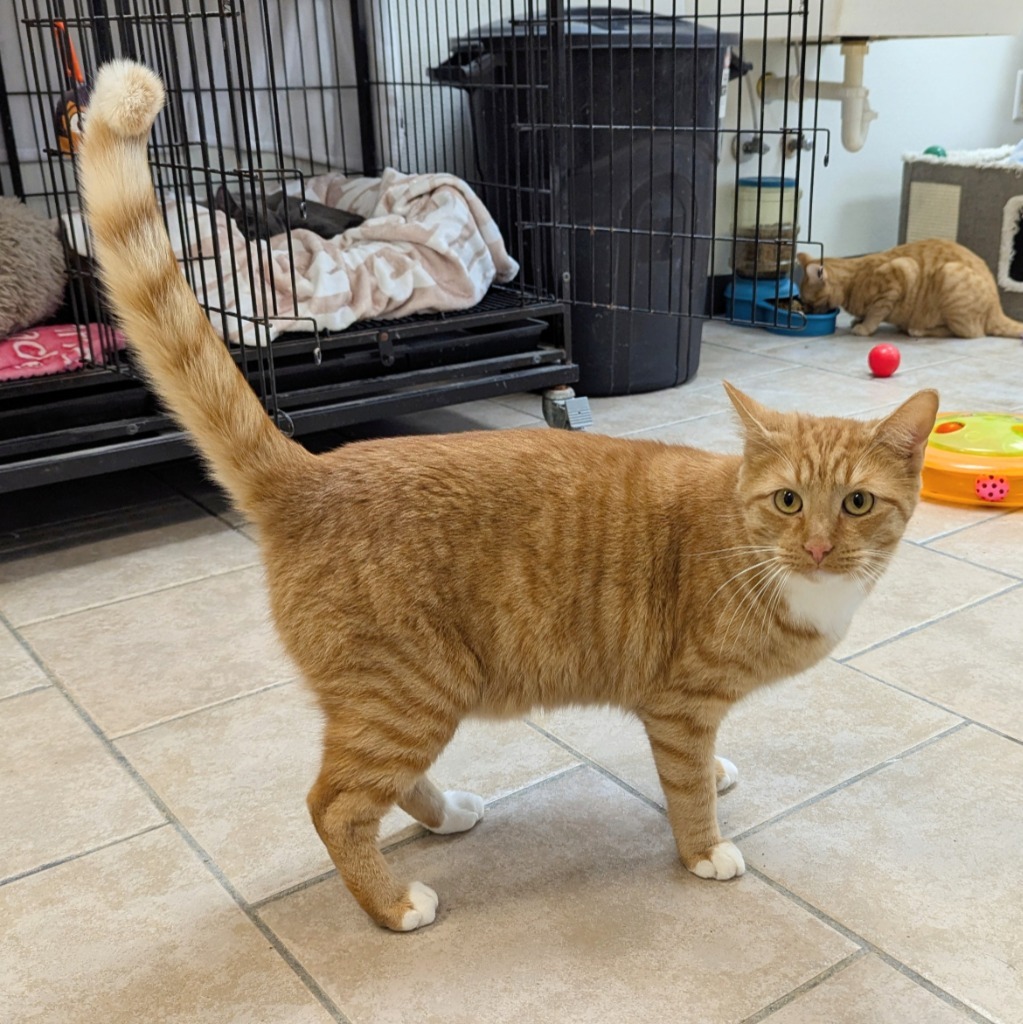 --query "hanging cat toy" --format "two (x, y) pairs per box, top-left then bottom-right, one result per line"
(921, 412), (1023, 508)
(51, 21), (89, 155)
